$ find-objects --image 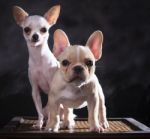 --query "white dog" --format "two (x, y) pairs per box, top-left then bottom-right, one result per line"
(46, 29), (109, 132)
(13, 5), (61, 129)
